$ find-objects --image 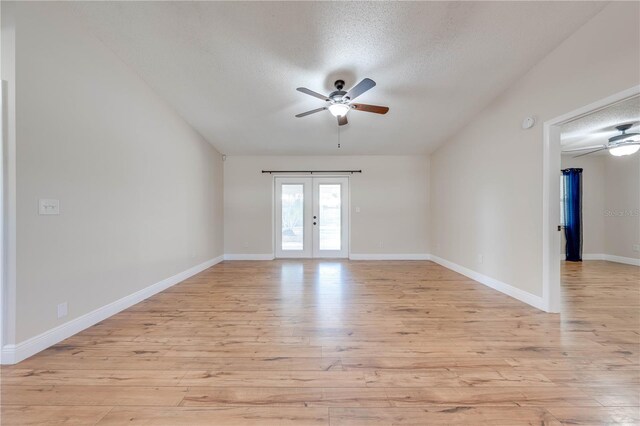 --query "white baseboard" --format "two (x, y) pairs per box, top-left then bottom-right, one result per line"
(349, 253), (430, 260)
(429, 255), (546, 311)
(566, 253), (640, 266)
(0, 255), (223, 365)
(224, 254), (275, 261)
(224, 253), (429, 261)
(602, 254), (640, 266)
